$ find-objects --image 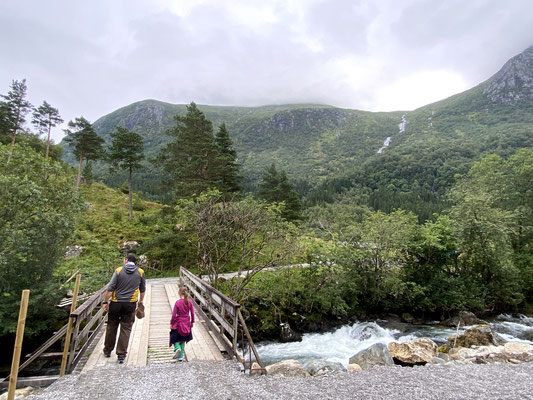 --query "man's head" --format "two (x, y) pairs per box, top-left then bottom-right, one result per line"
(125, 253), (137, 263)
